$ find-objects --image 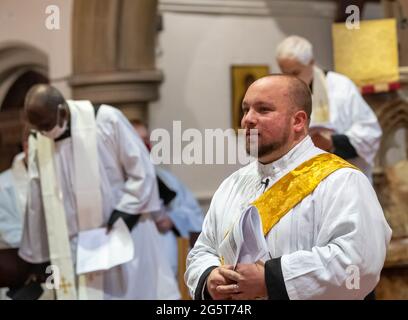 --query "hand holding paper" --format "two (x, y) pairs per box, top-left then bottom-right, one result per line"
(76, 218), (134, 275)
(218, 206), (270, 268)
